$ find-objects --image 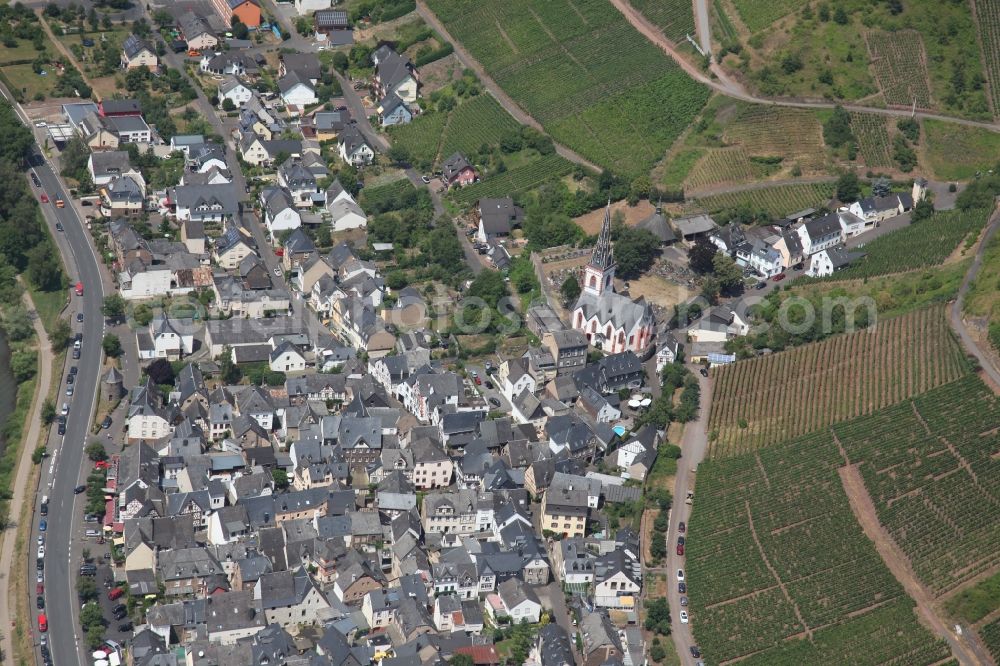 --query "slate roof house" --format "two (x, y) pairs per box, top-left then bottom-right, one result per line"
(441, 152), (477, 188)
(476, 197), (523, 244)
